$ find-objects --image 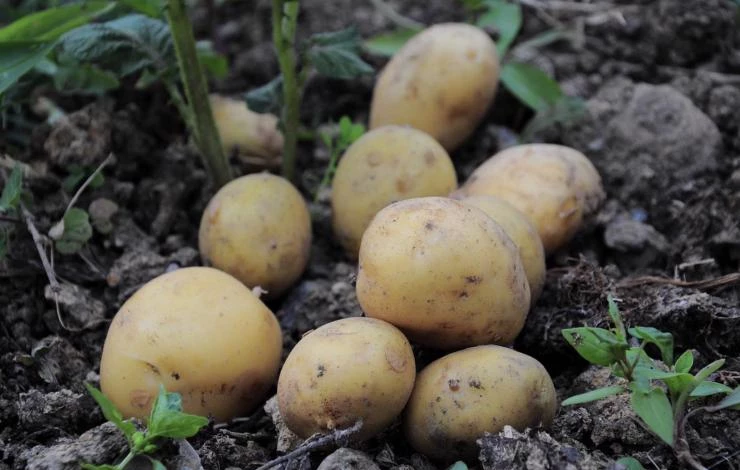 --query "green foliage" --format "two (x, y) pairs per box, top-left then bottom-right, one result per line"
(50, 207), (93, 254)
(363, 27), (419, 57)
(314, 115), (365, 200)
(446, 462), (469, 470)
(306, 28), (373, 79)
(63, 164), (105, 192)
(245, 75), (283, 115)
(0, 164), (23, 212)
(475, 0), (521, 56)
(616, 456), (645, 470)
(83, 383), (208, 470)
(500, 62), (562, 112)
(0, 1), (114, 41)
